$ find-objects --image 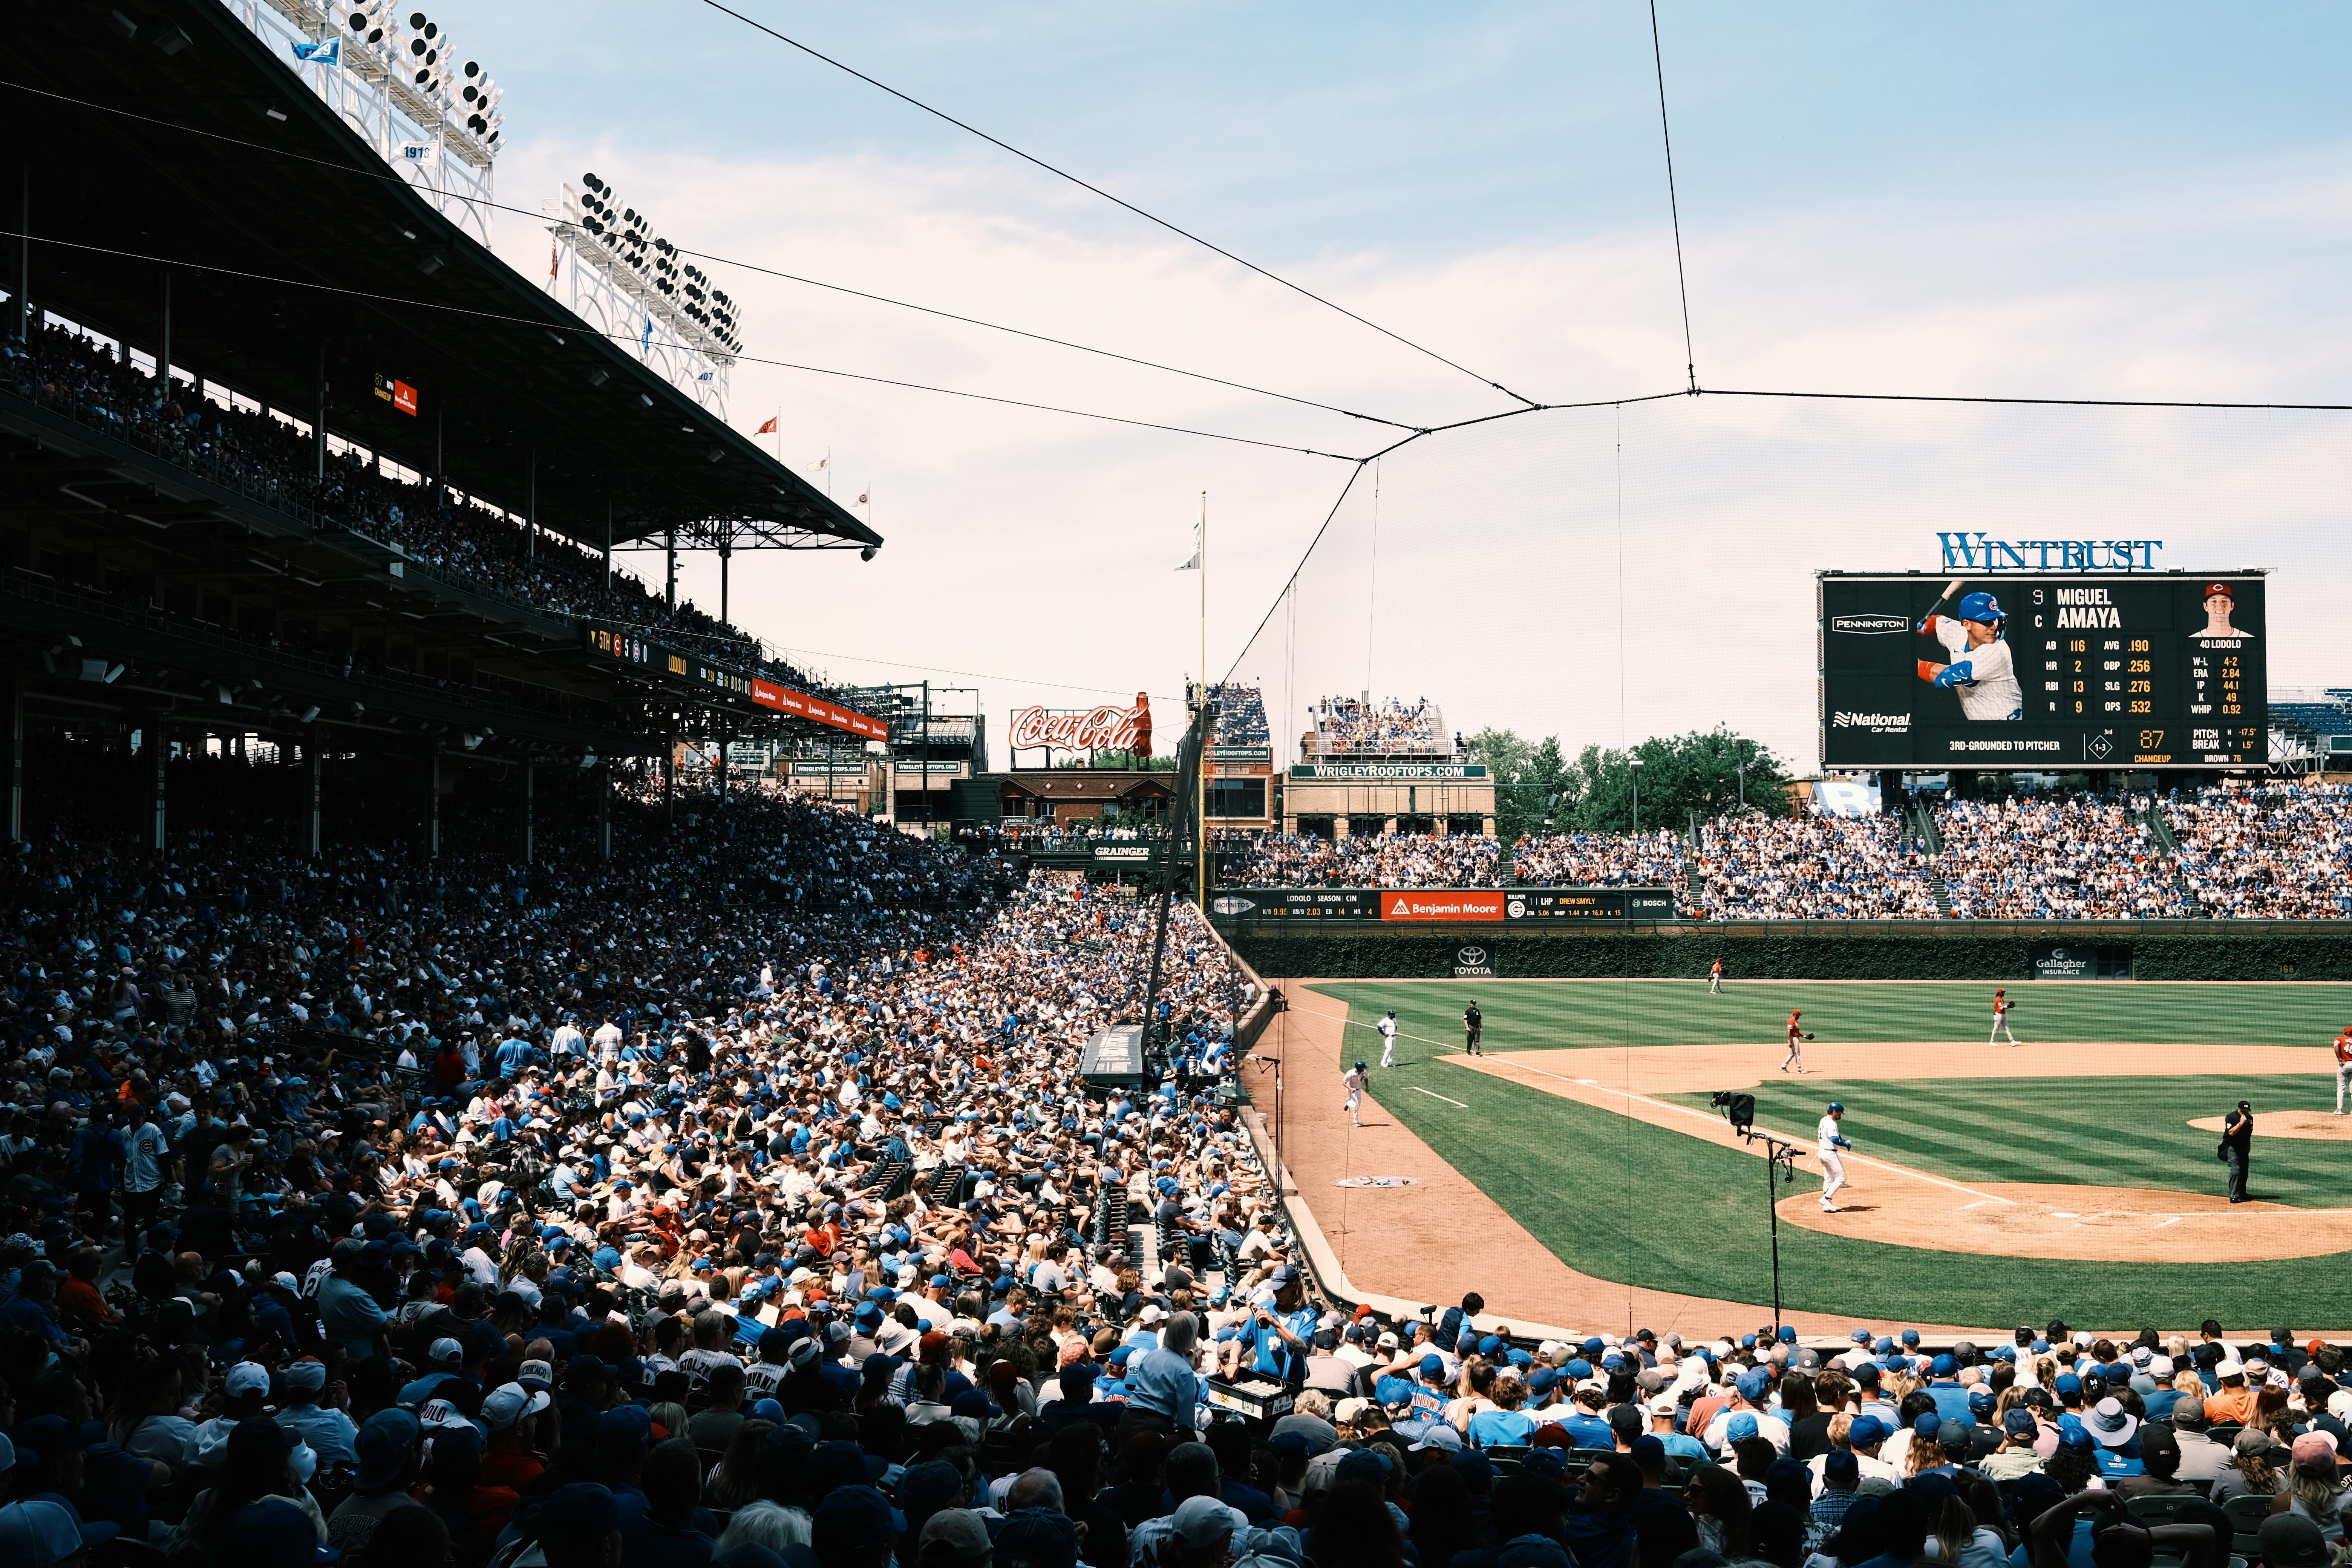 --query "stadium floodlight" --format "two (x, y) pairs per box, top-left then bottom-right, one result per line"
(299, 705), (321, 723)
(462, 733), (482, 749)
